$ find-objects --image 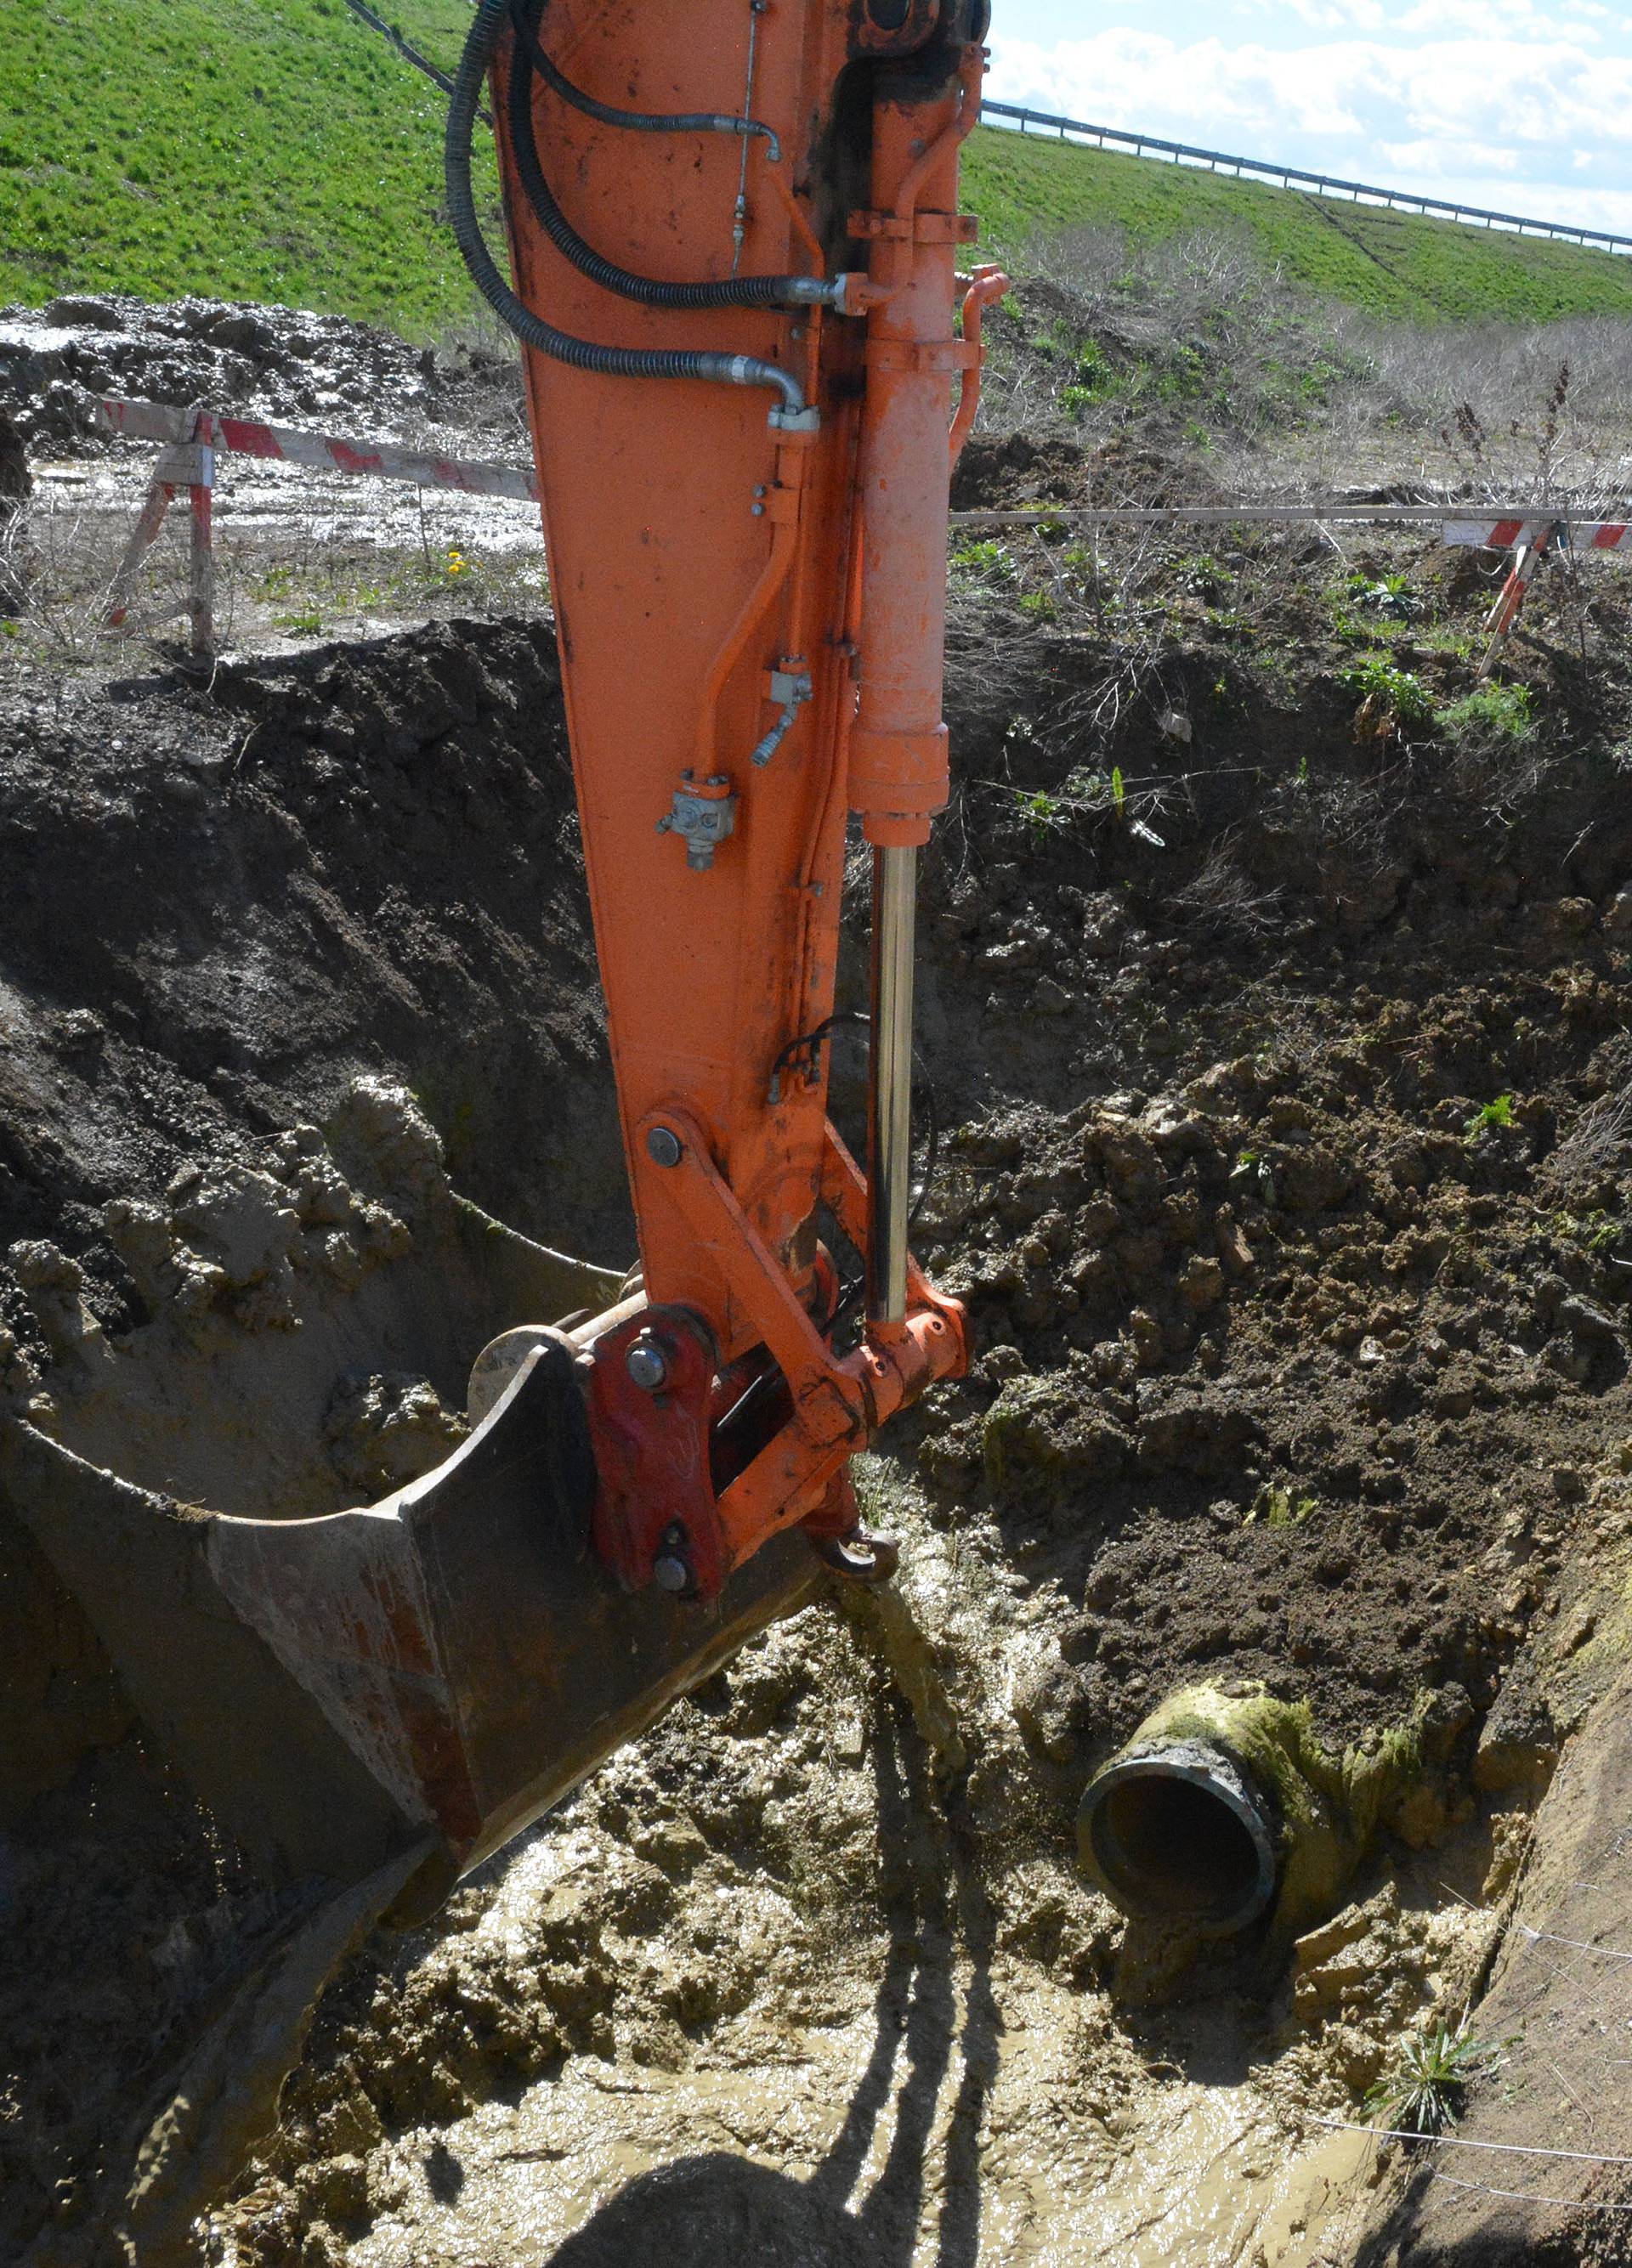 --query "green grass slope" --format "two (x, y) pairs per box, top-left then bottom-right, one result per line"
(3, 1), (1630, 331)
(963, 130), (1632, 325)
(0, 0), (487, 332)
